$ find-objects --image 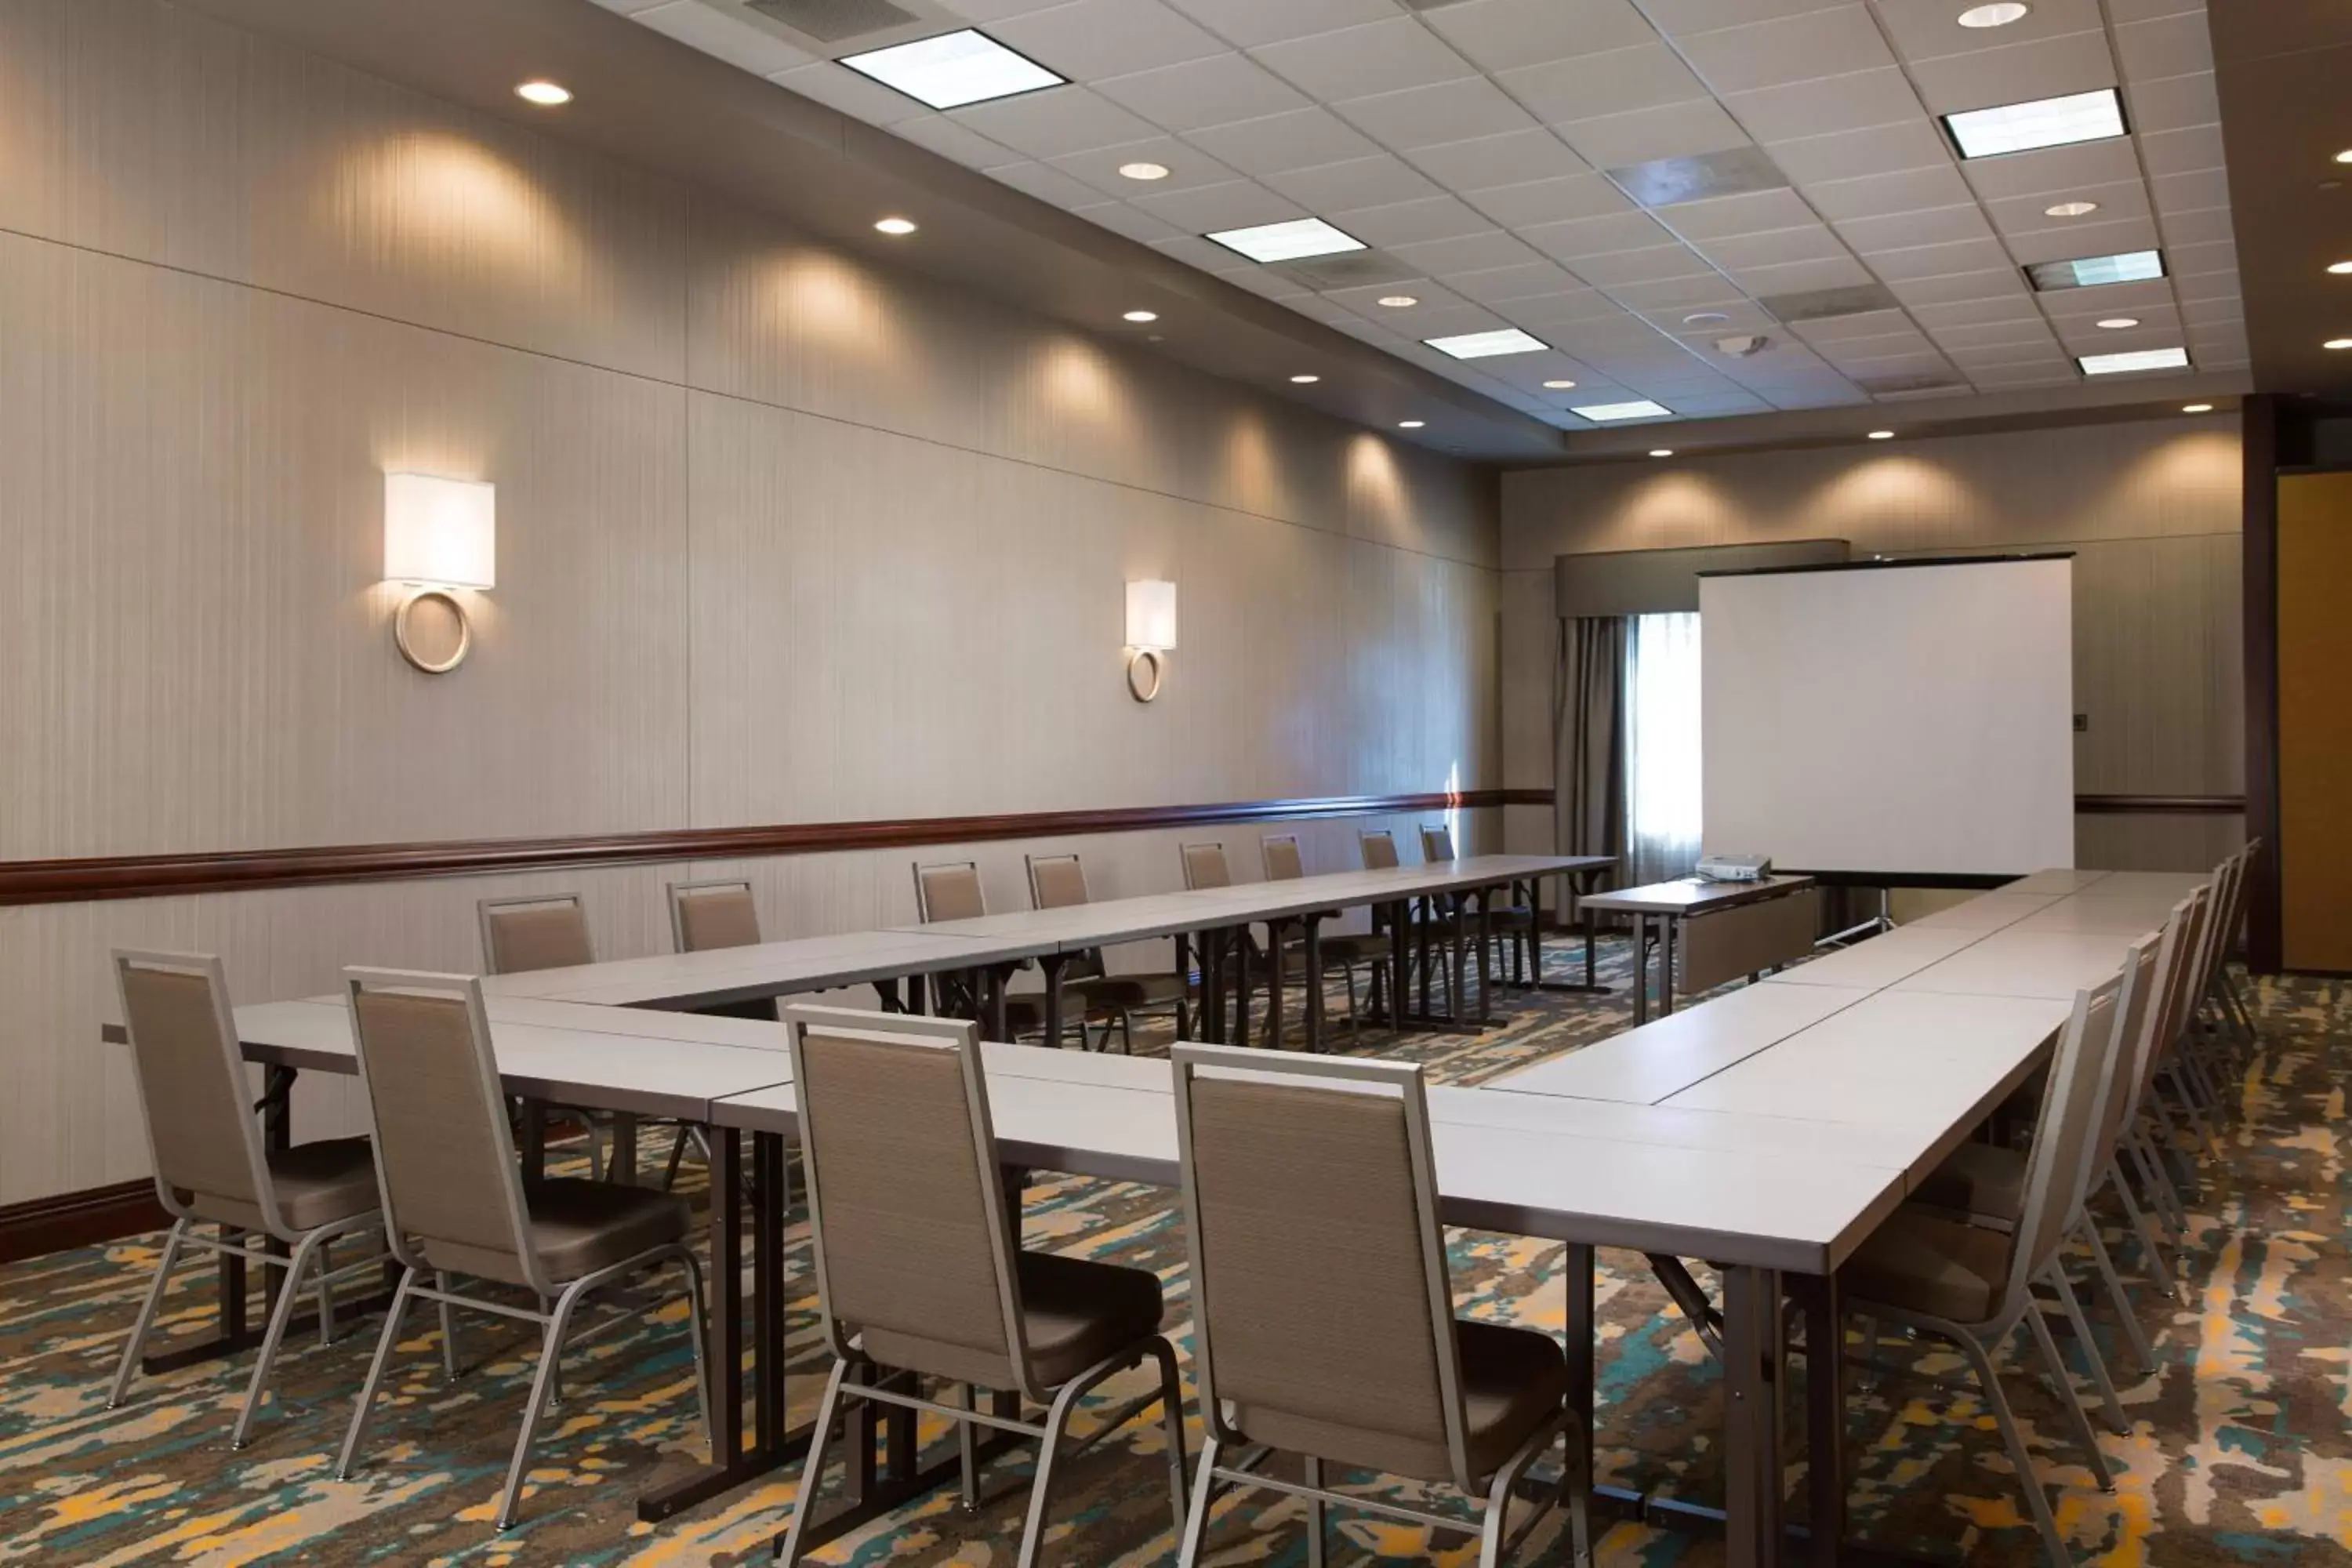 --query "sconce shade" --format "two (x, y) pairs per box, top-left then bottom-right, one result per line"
(1125, 579), (1177, 651)
(384, 474), (496, 589)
